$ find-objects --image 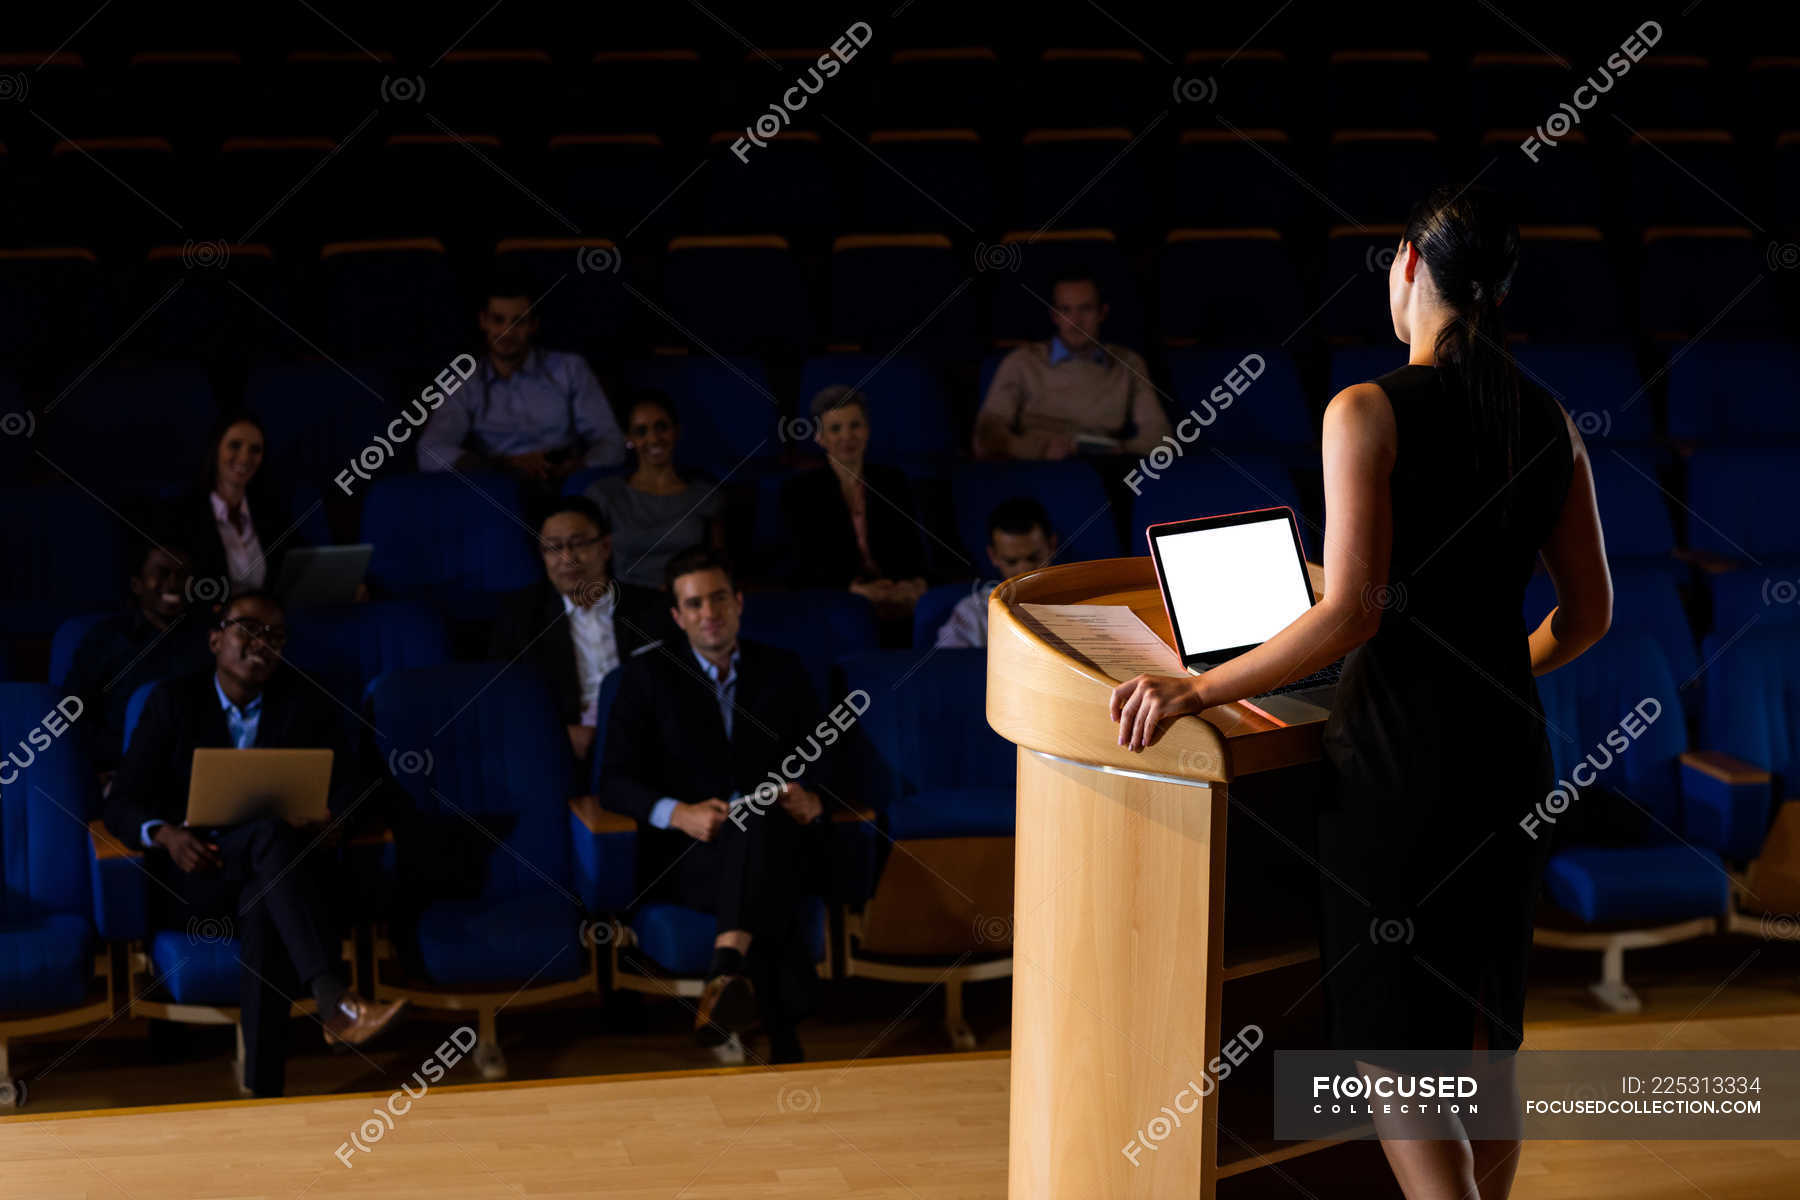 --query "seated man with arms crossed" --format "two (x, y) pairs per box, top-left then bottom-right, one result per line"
(974, 268), (1170, 460)
(599, 546), (832, 1064)
(103, 589), (405, 1096)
